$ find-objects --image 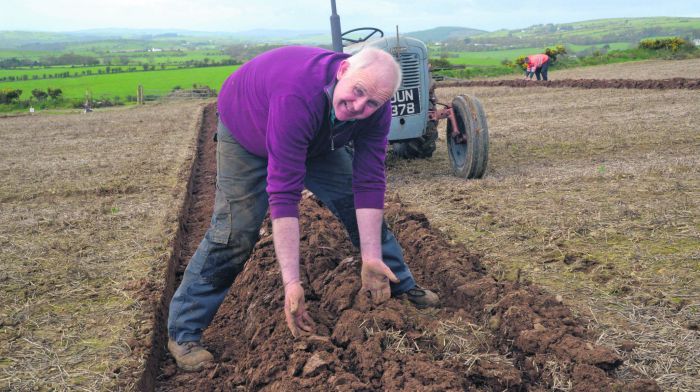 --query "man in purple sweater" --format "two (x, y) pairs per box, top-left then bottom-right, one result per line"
(167, 46), (439, 371)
